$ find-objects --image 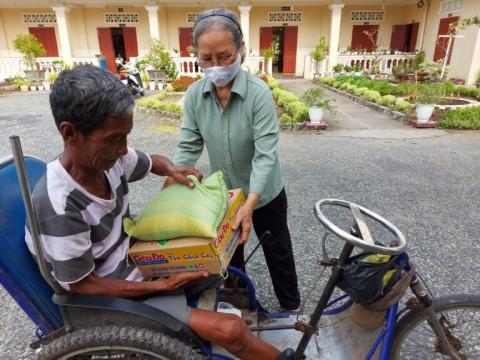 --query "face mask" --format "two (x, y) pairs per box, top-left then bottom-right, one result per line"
(203, 54), (241, 87)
